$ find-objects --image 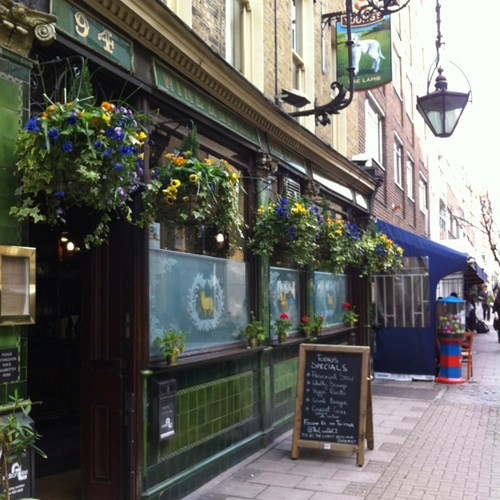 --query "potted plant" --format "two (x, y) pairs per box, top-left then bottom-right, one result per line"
(243, 311), (265, 348)
(140, 128), (243, 249)
(299, 315), (314, 338)
(274, 312), (293, 343)
(342, 302), (359, 328)
(312, 314), (326, 336)
(154, 329), (186, 365)
(0, 391), (46, 500)
(11, 96), (148, 249)
(249, 196), (321, 267)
